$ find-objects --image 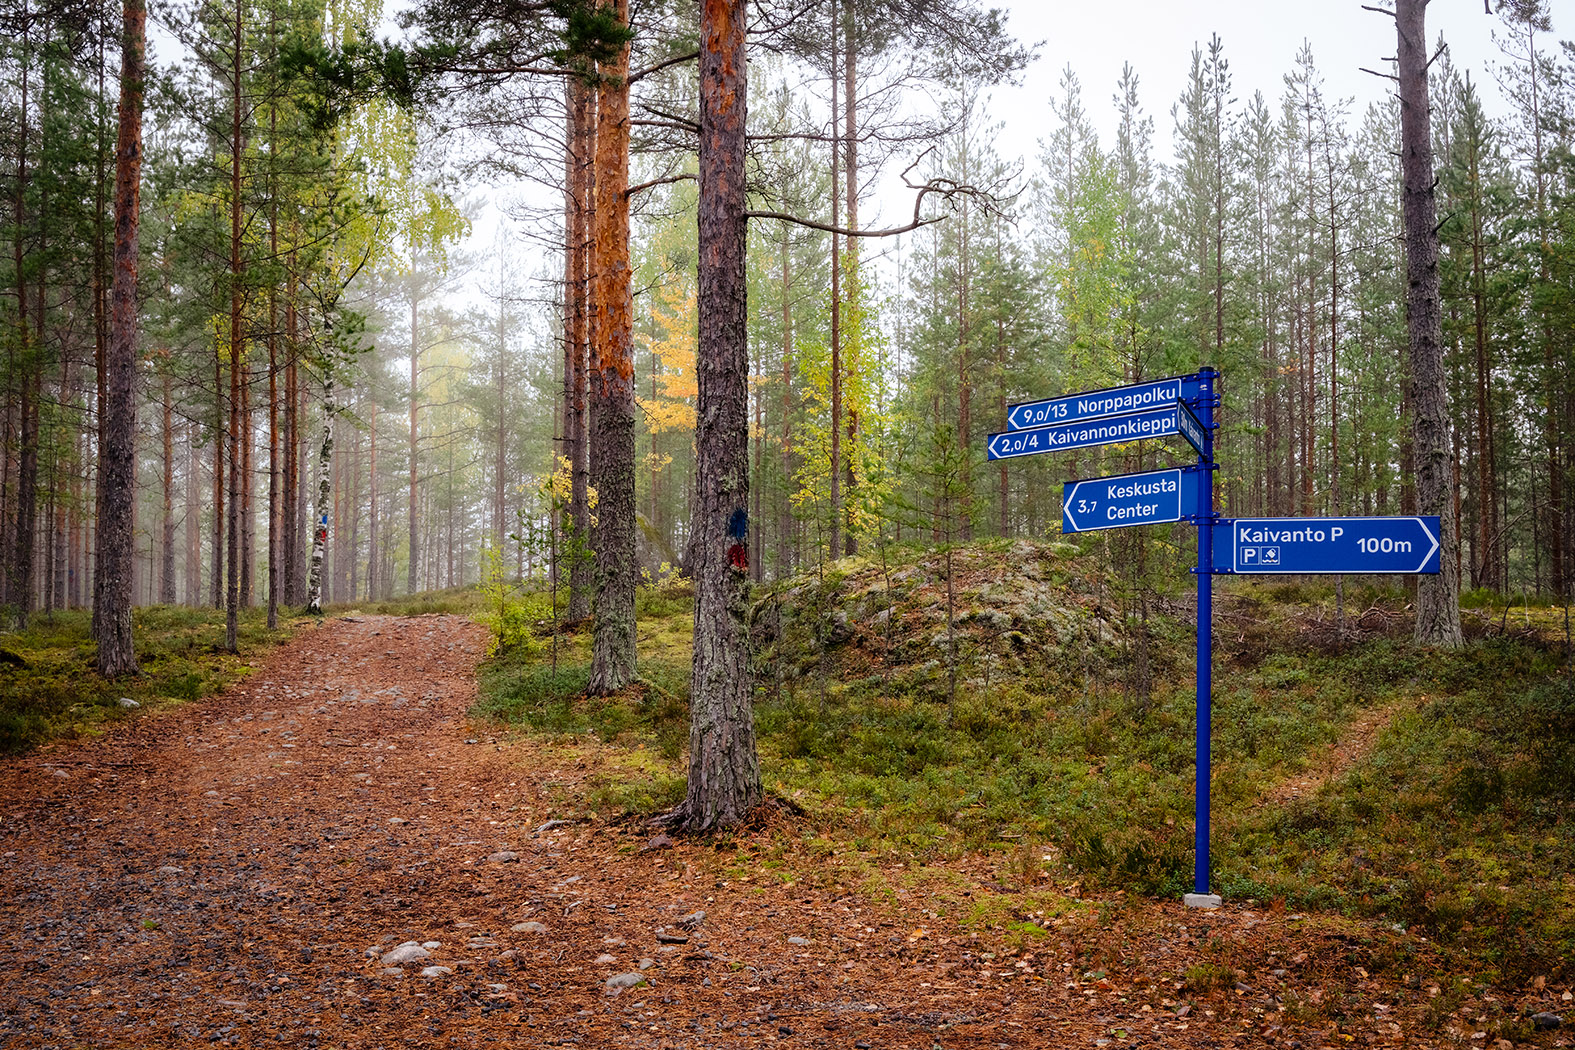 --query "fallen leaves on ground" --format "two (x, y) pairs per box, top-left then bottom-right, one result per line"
(0, 614), (1568, 1049)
